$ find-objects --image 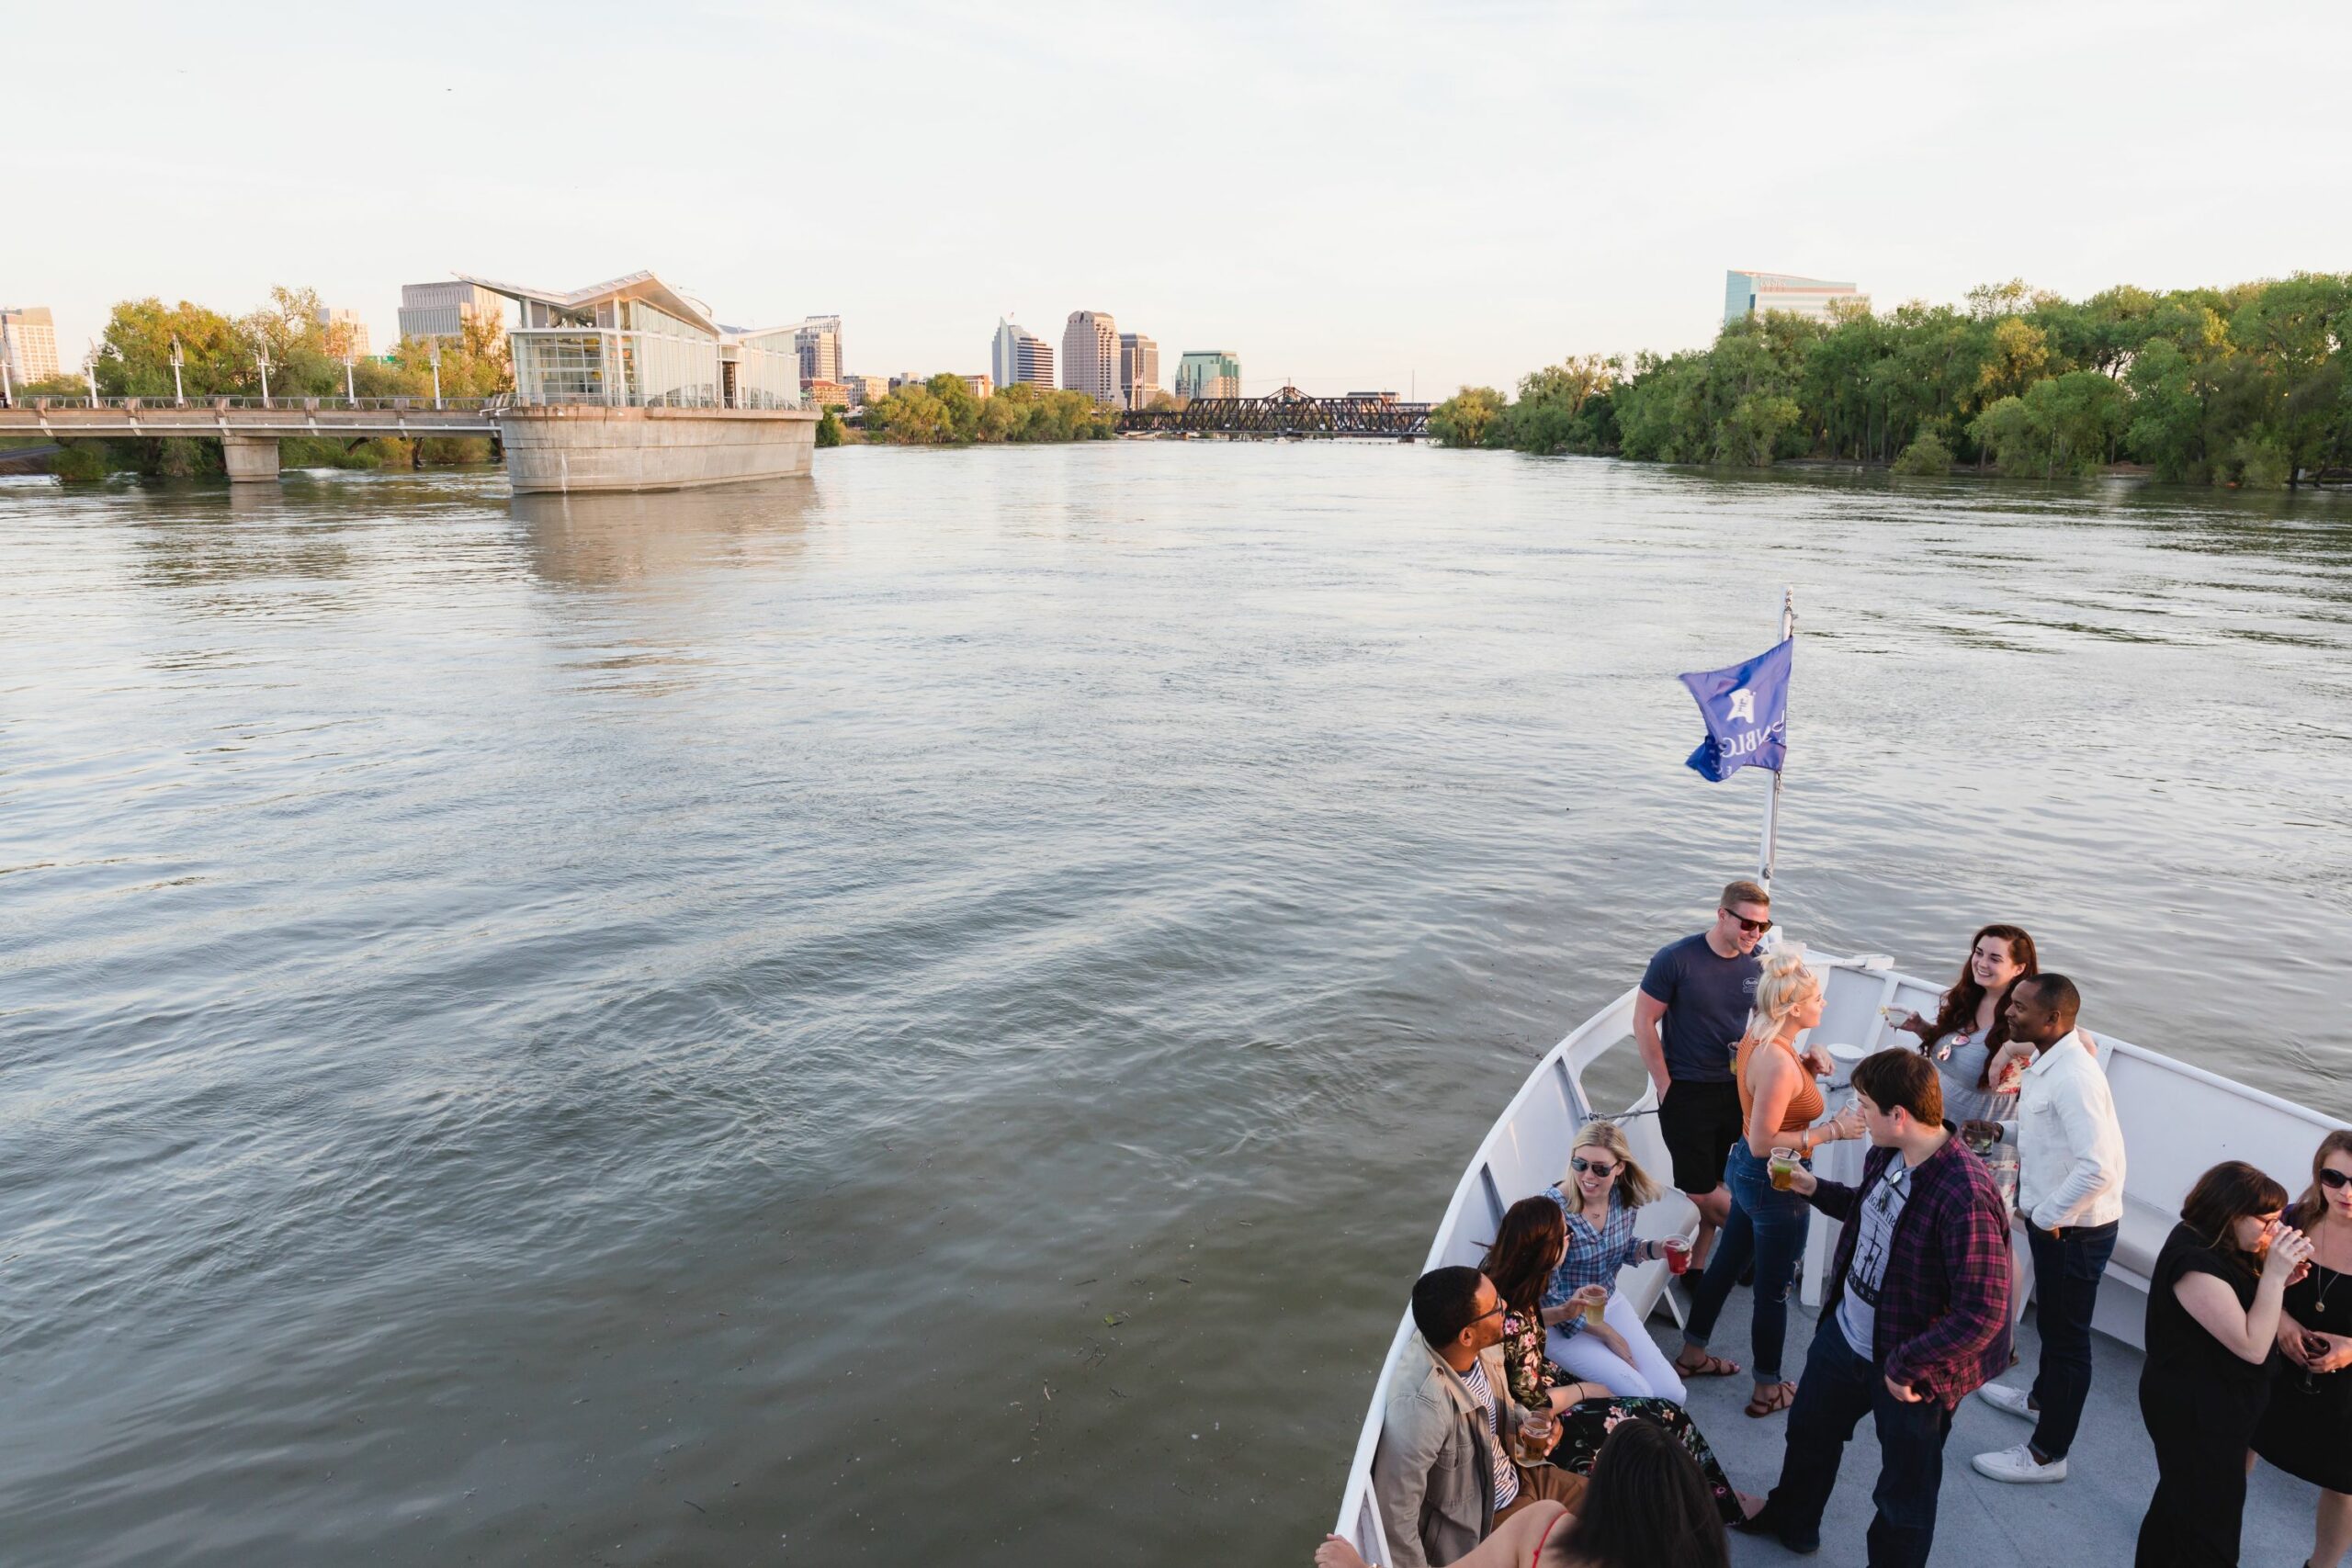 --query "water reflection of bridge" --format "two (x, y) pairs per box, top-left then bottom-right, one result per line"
(1119, 389), (1430, 439)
